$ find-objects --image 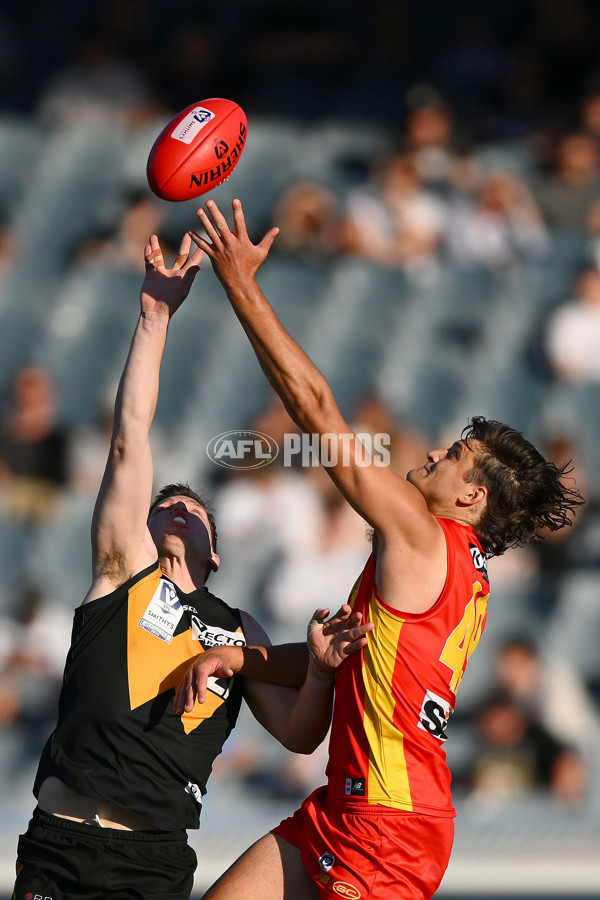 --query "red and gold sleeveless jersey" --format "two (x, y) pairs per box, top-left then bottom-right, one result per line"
(326, 516), (490, 817)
